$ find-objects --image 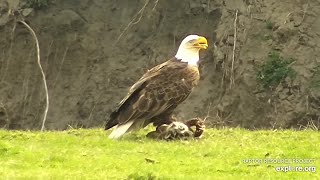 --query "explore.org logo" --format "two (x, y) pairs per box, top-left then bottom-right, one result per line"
(275, 166), (316, 173)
